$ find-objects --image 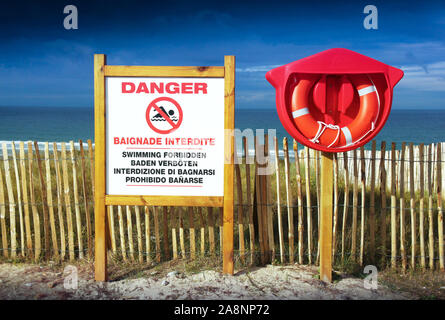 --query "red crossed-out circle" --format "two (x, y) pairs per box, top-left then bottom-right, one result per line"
(145, 97), (183, 134)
